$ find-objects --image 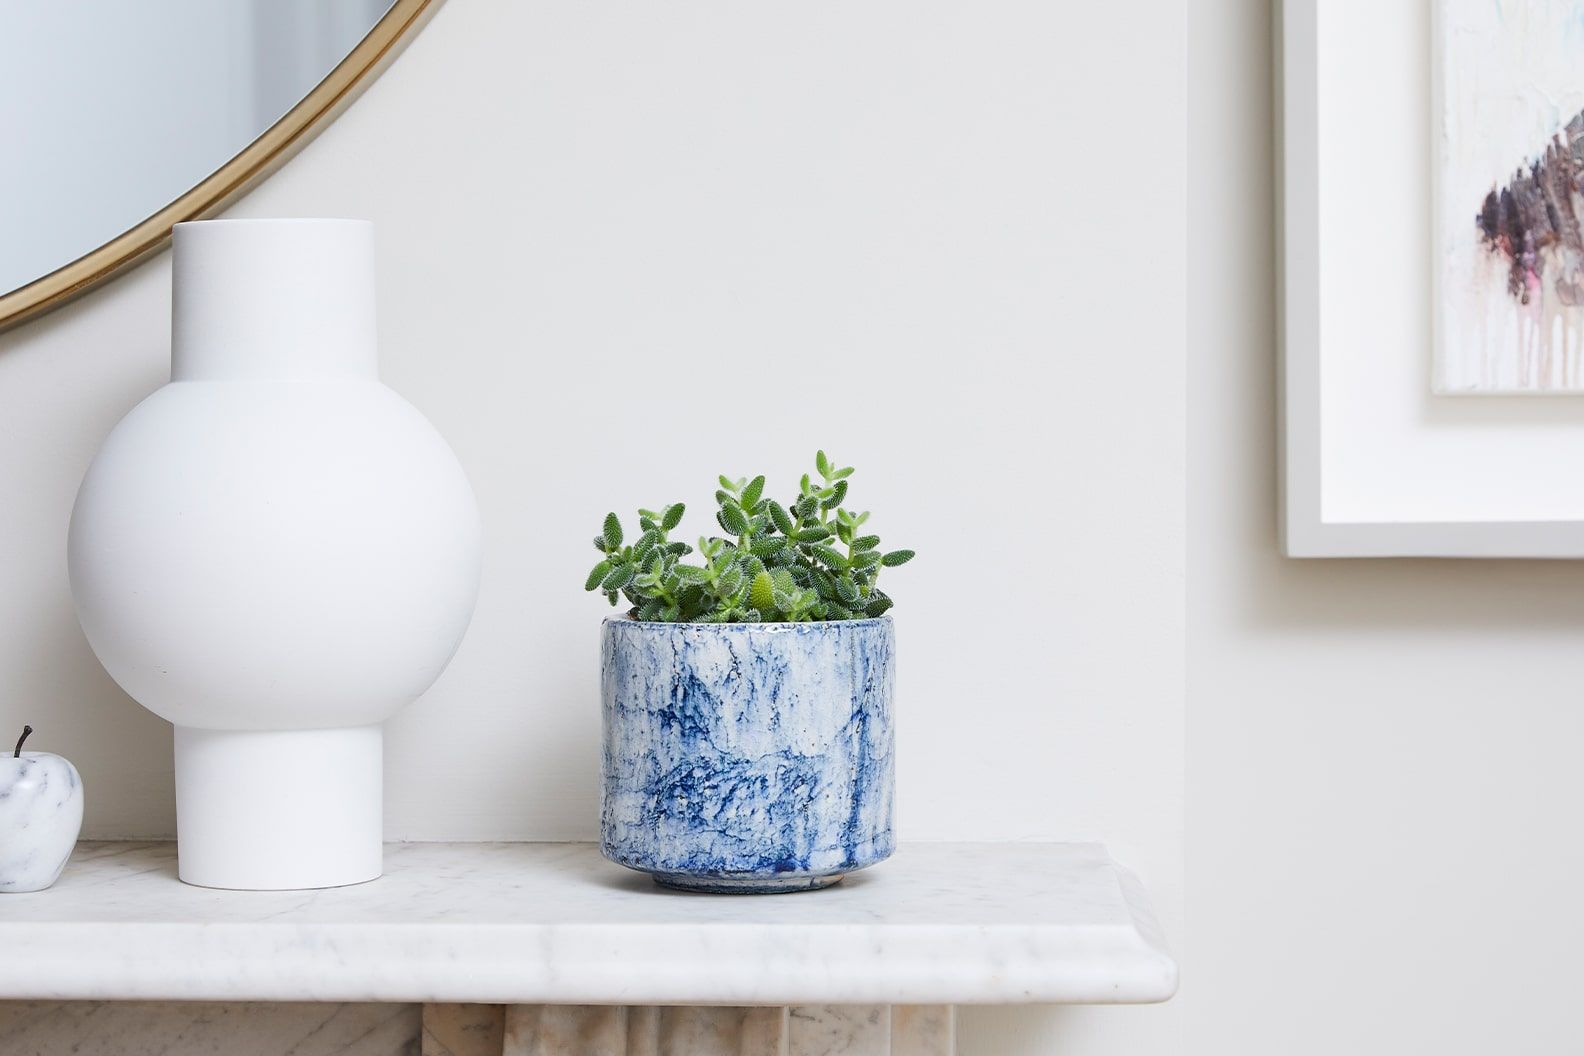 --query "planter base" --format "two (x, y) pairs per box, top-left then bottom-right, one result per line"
(174, 724), (383, 890)
(652, 872), (846, 895)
